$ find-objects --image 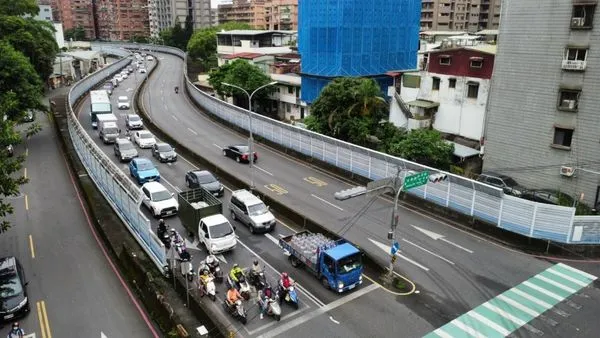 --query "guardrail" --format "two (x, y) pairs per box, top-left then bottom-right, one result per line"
(90, 42), (600, 246)
(67, 47), (167, 272)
